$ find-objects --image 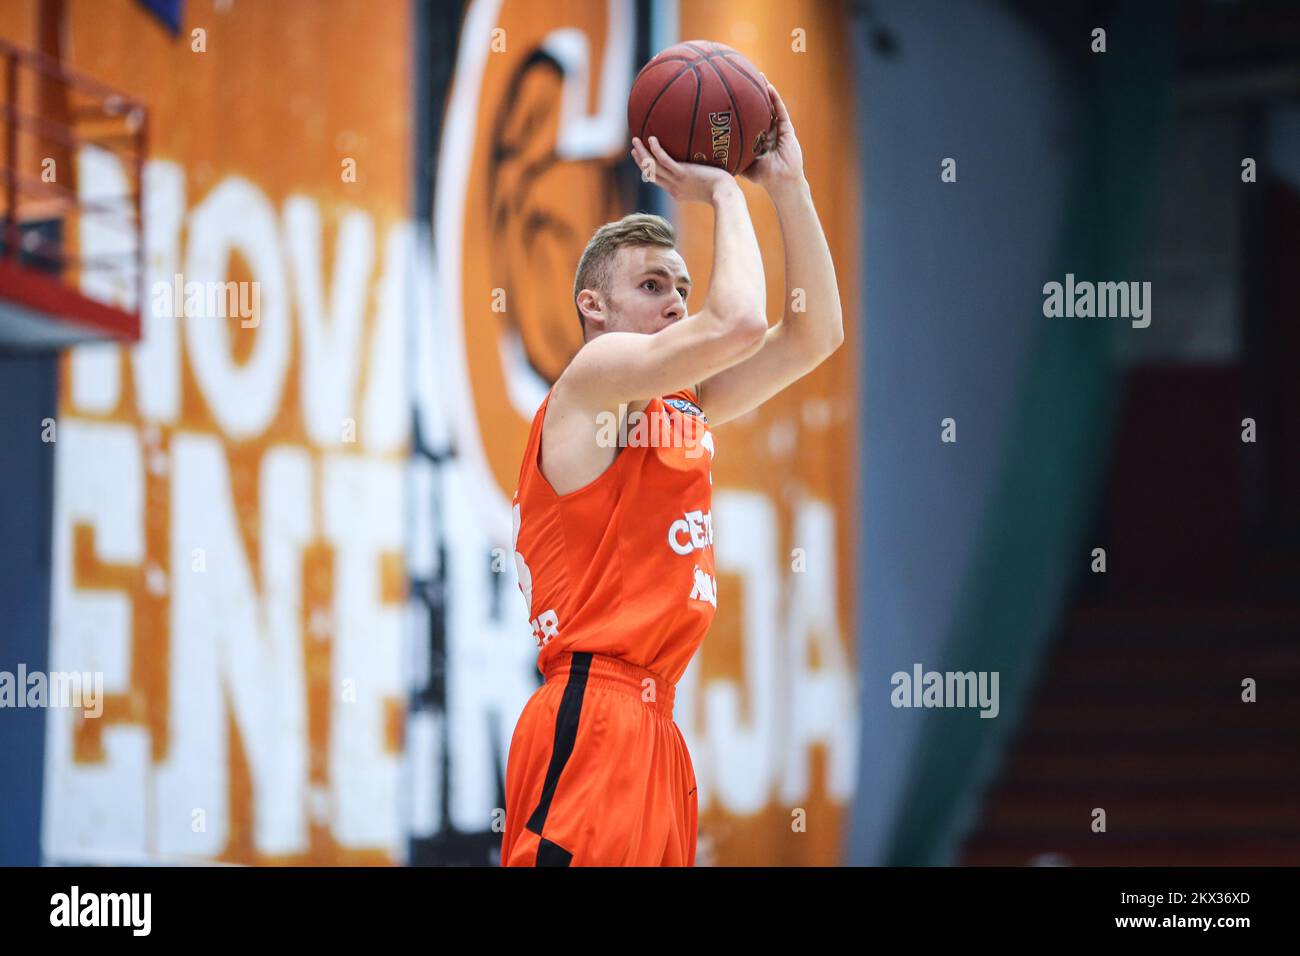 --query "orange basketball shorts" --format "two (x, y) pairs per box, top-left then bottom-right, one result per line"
(500, 650), (698, 866)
